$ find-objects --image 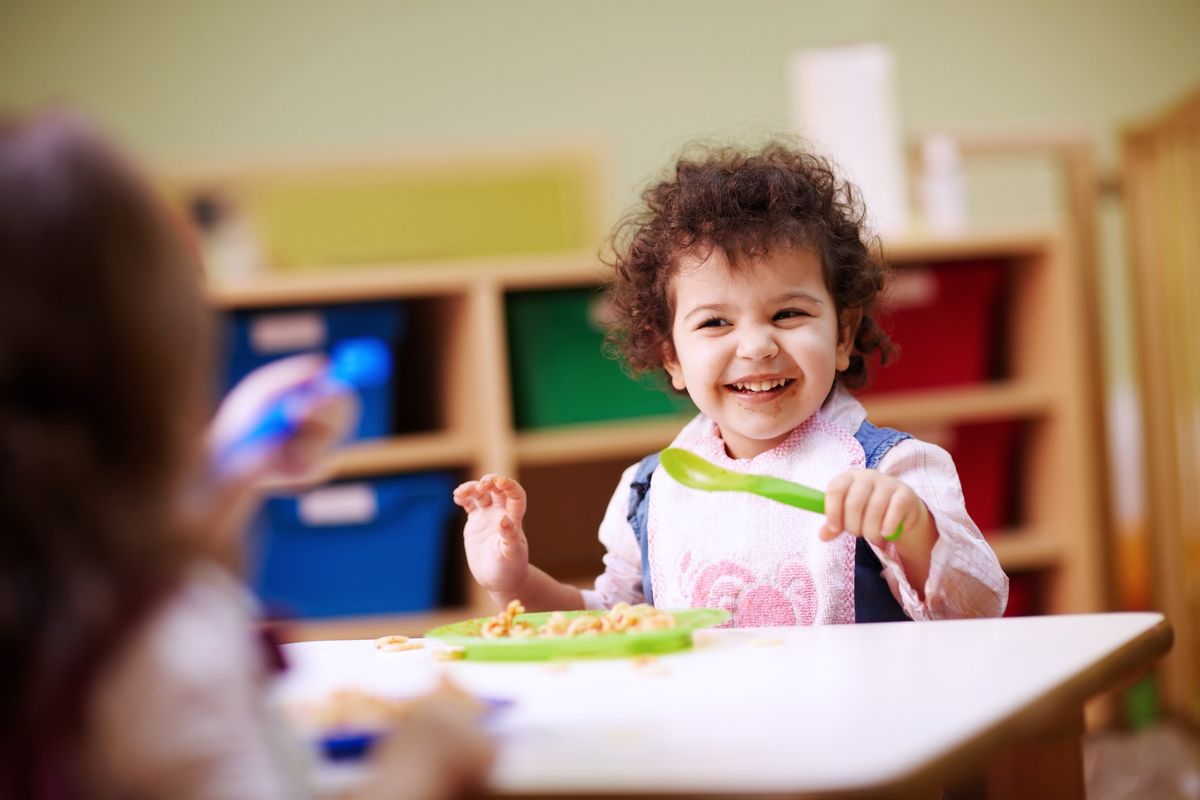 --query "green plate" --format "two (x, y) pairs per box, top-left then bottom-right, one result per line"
(424, 608), (730, 661)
